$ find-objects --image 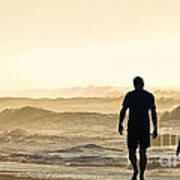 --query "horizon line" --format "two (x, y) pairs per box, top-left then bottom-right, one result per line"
(0, 84), (180, 91)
